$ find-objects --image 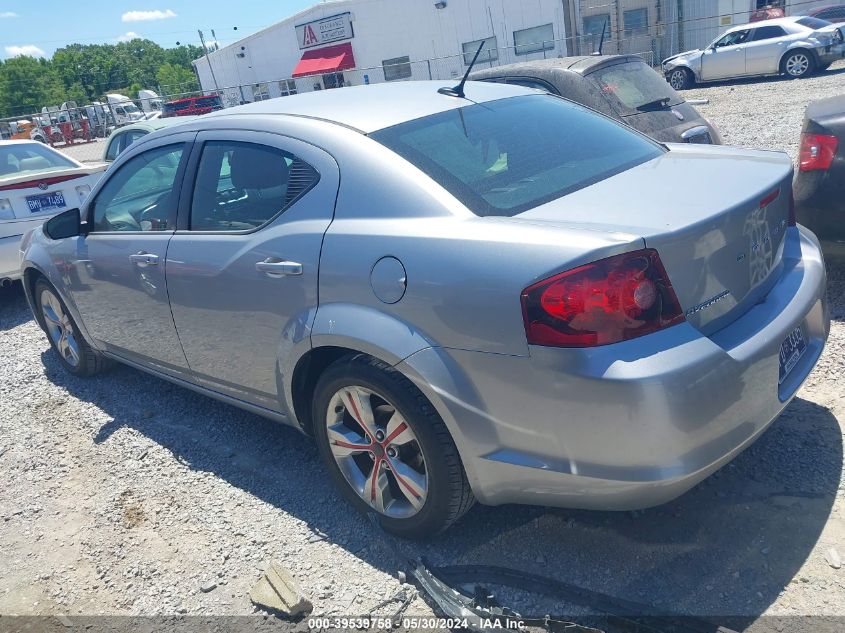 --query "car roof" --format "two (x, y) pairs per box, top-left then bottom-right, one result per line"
(207, 80), (538, 134)
(112, 116), (198, 133)
(727, 16), (806, 31)
(470, 54), (647, 78)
